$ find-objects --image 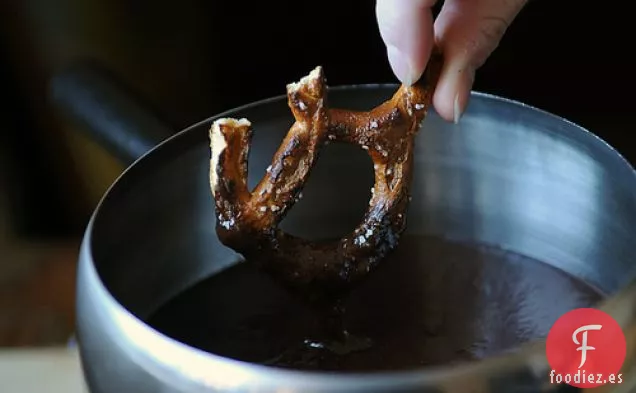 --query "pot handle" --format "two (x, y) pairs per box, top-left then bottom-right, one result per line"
(48, 62), (176, 165)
